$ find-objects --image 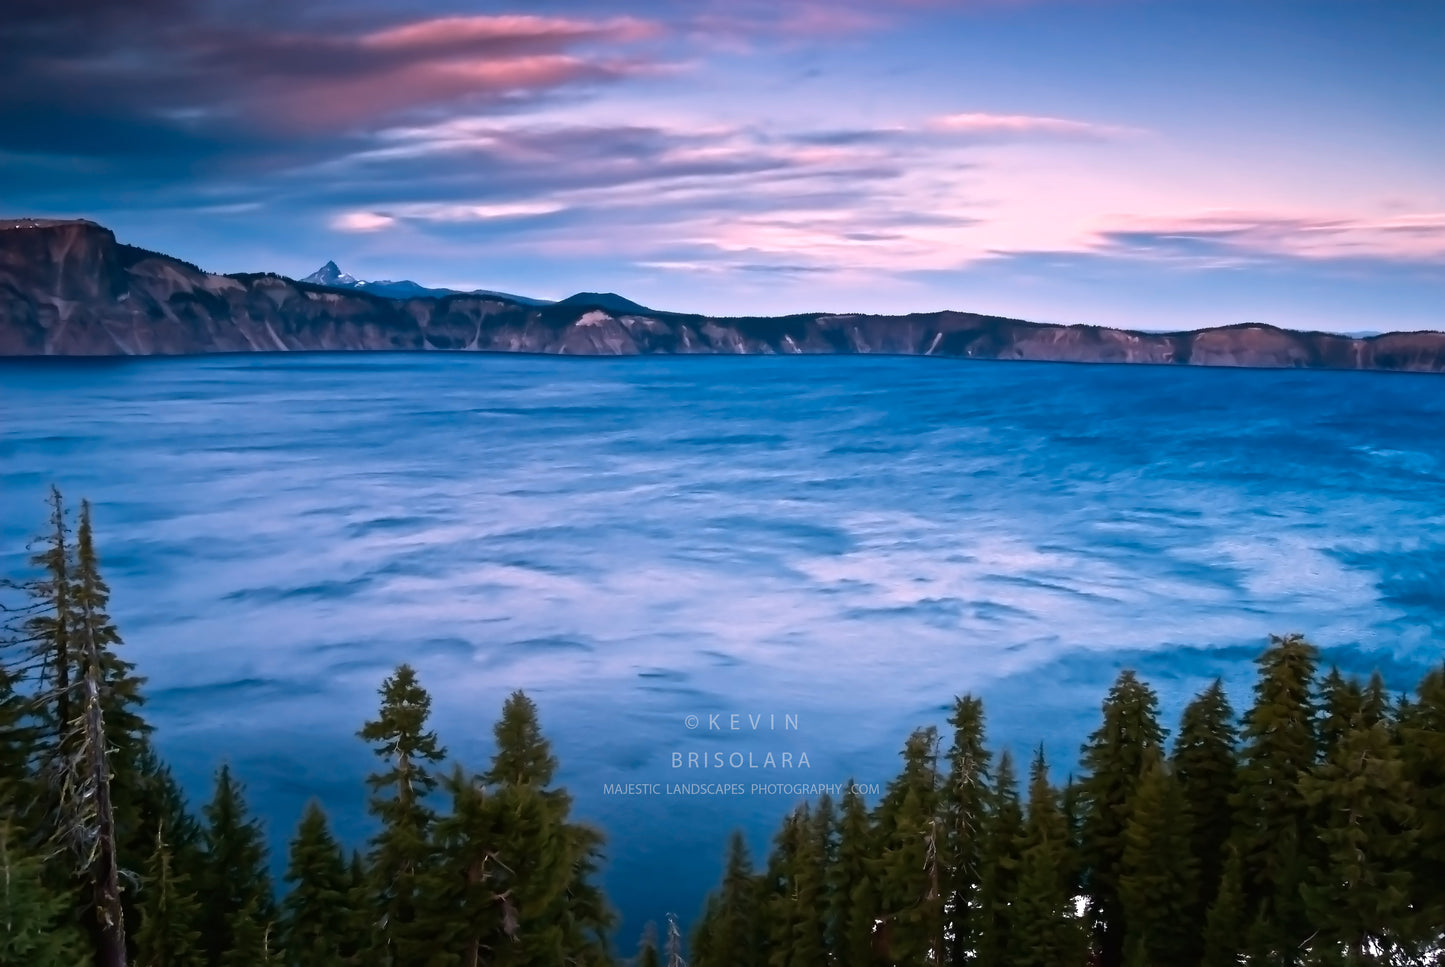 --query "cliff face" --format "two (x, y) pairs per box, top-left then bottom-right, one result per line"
(3, 218), (1444, 372)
